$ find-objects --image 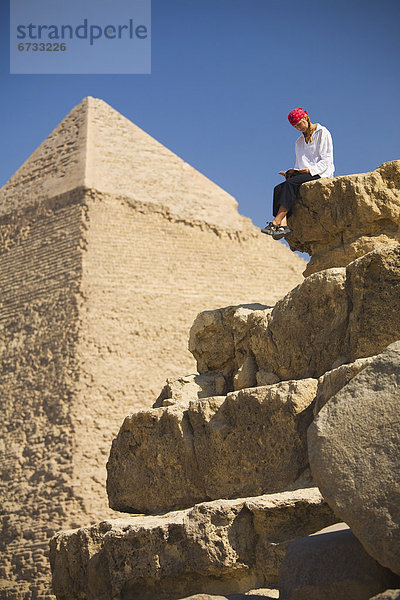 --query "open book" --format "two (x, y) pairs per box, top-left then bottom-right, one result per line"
(278, 169), (301, 180)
